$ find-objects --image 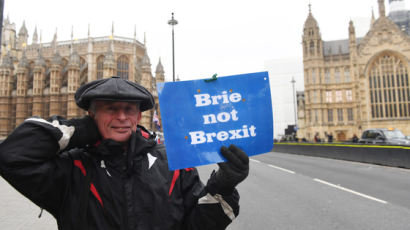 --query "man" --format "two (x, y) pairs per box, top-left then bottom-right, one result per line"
(0, 76), (249, 229)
